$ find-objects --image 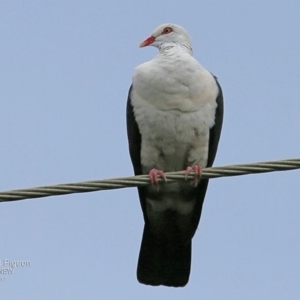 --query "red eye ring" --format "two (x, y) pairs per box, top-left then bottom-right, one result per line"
(162, 27), (173, 34)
